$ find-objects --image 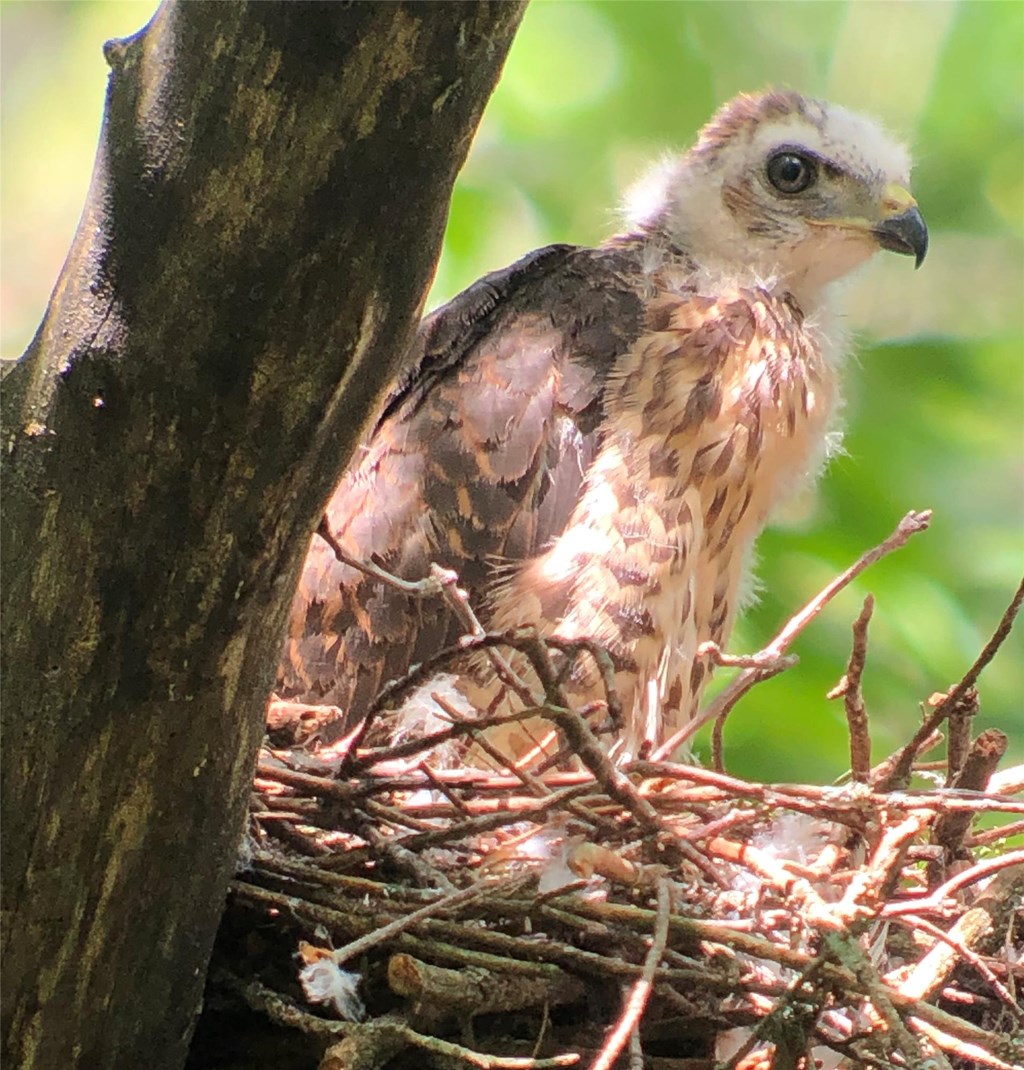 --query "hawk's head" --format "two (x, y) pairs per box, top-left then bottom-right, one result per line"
(628, 90), (928, 305)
